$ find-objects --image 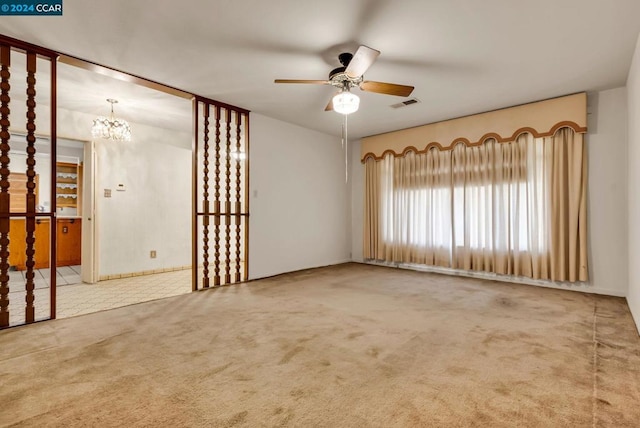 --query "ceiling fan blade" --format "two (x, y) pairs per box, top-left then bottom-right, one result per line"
(345, 45), (380, 78)
(325, 97), (334, 111)
(274, 79), (331, 85)
(360, 80), (415, 97)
